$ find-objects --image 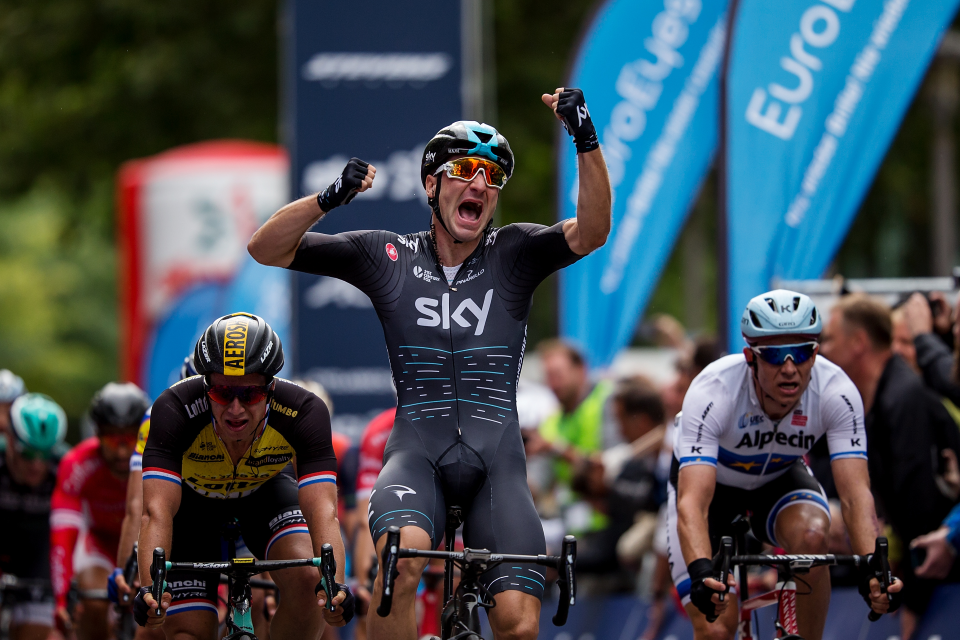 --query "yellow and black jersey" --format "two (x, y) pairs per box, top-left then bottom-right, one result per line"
(141, 377), (337, 499)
